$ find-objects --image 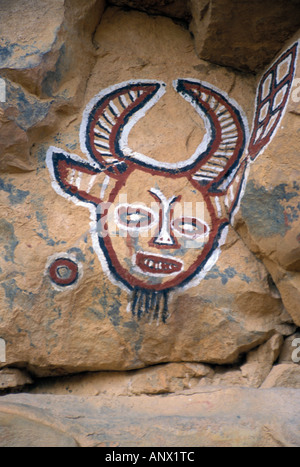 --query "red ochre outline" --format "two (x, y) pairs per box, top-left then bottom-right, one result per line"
(89, 84), (159, 171)
(87, 80), (245, 184)
(49, 258), (79, 287)
(98, 168), (227, 292)
(50, 78), (248, 294)
(56, 156), (104, 205)
(176, 81), (245, 187)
